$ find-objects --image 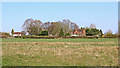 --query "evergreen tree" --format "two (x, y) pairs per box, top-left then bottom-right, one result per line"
(100, 29), (103, 35)
(11, 29), (14, 36)
(59, 28), (64, 37)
